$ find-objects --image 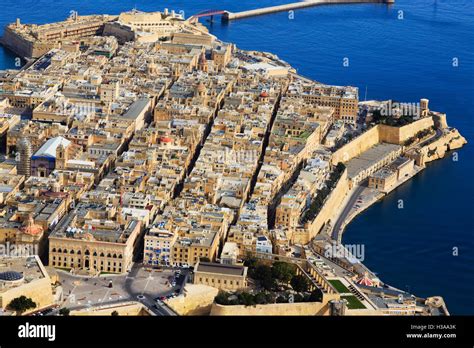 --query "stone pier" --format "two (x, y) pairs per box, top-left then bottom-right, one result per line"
(223, 0), (394, 21)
